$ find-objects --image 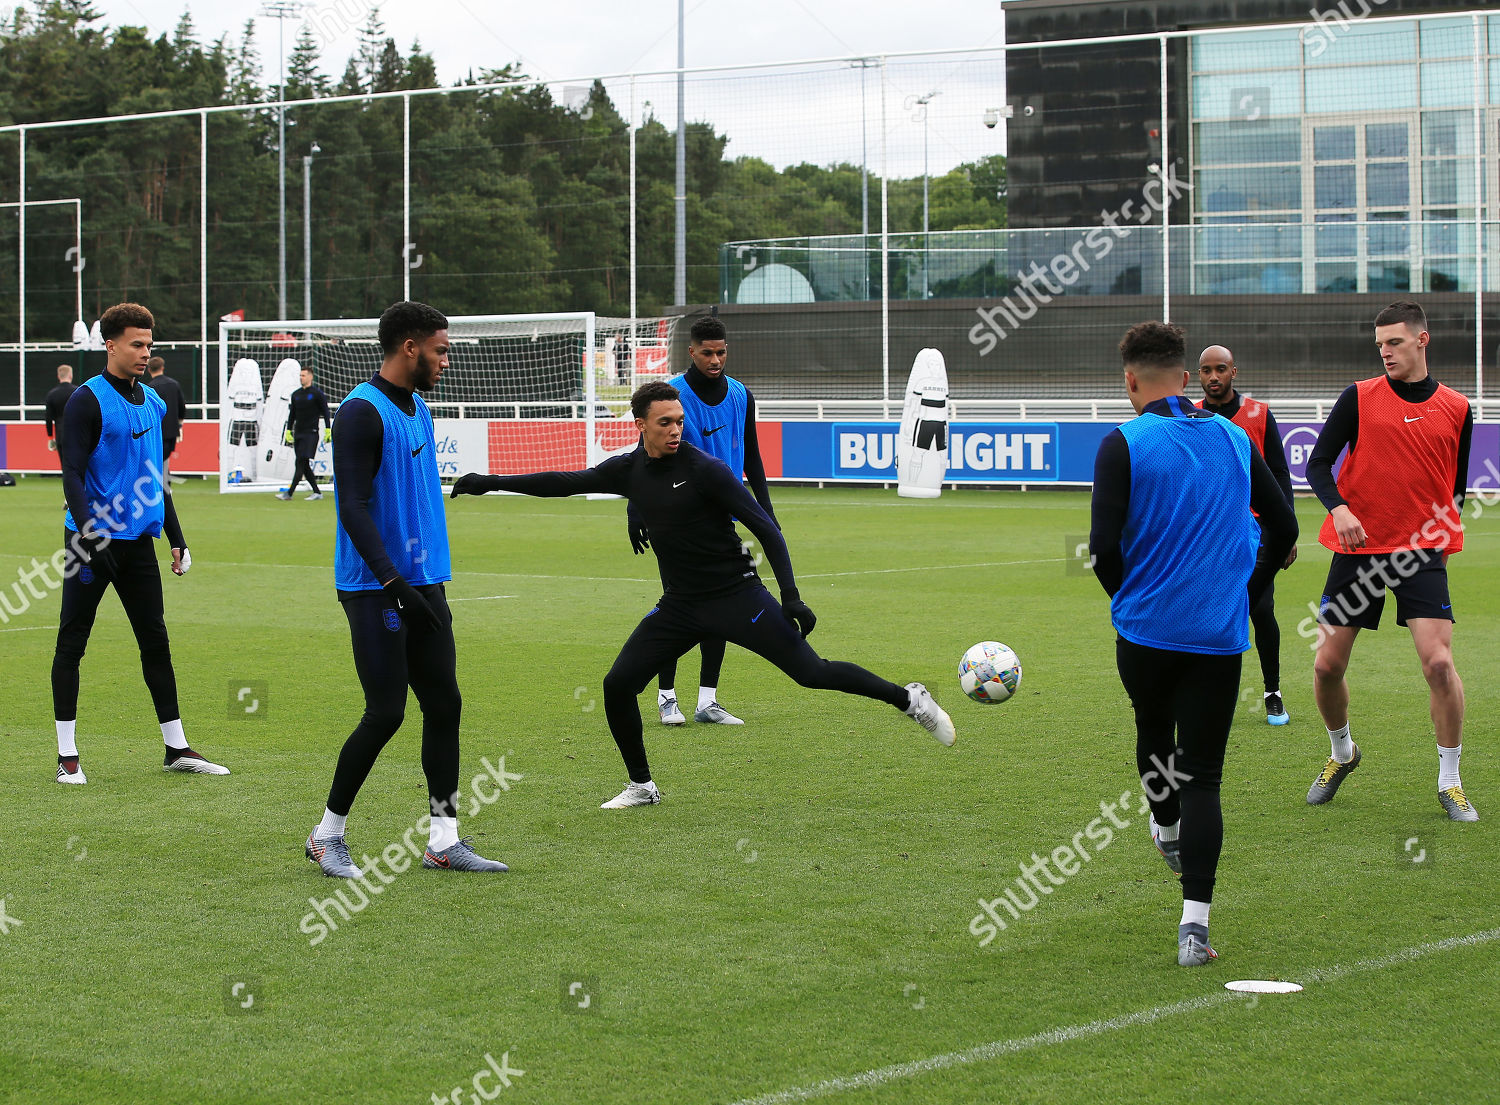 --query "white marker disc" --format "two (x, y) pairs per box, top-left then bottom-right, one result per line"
(1225, 980), (1303, 994)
